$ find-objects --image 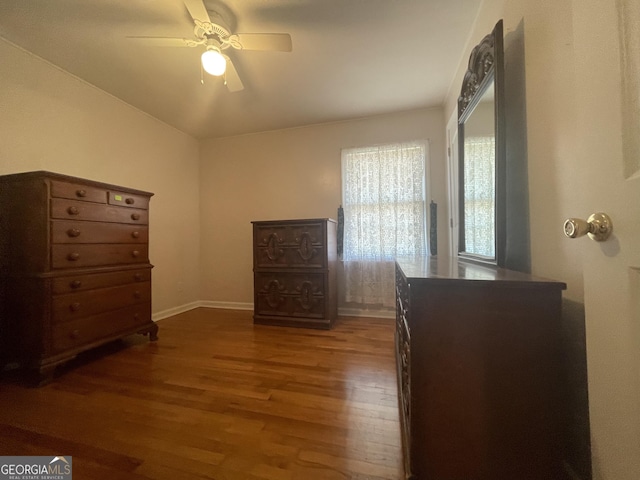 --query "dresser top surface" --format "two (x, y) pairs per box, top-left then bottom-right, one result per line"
(0, 171), (153, 197)
(252, 218), (336, 225)
(396, 256), (567, 289)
